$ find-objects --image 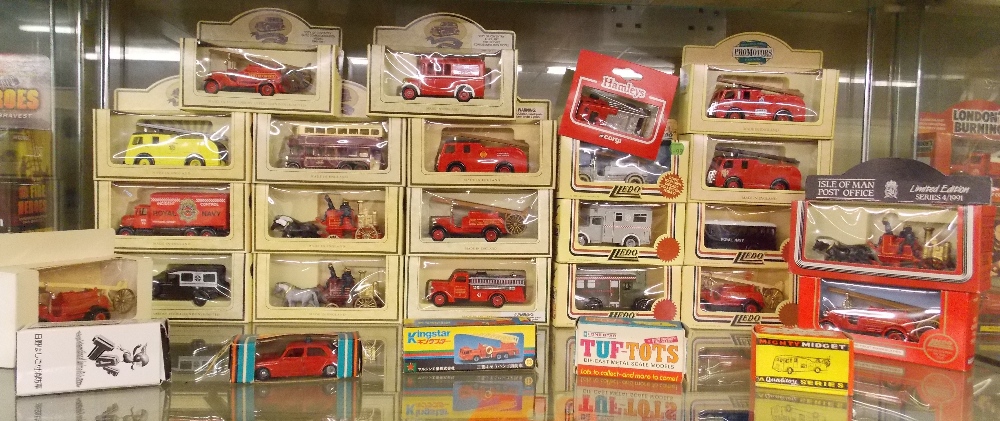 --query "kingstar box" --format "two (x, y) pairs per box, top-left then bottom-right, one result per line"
(402, 318), (537, 373)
